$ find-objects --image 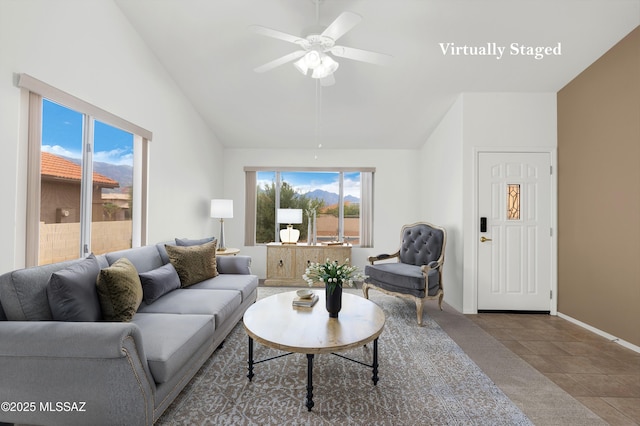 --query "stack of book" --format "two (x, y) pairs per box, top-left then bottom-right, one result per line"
(292, 293), (319, 307)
